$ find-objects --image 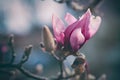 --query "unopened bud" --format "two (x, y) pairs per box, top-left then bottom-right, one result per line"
(43, 25), (55, 53)
(8, 34), (14, 46)
(20, 45), (33, 65)
(24, 45), (33, 56)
